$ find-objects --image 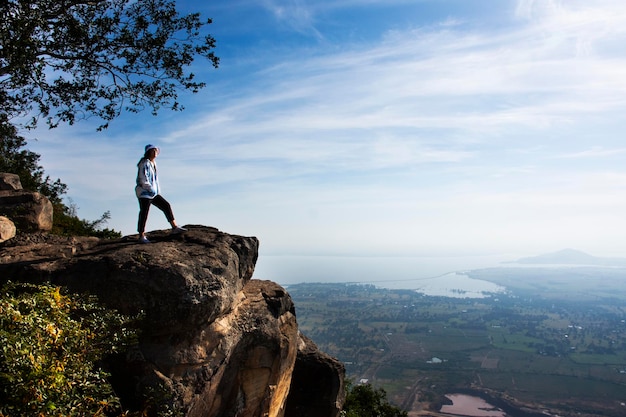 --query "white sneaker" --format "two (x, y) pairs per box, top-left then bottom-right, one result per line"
(138, 236), (151, 244)
(172, 226), (187, 234)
